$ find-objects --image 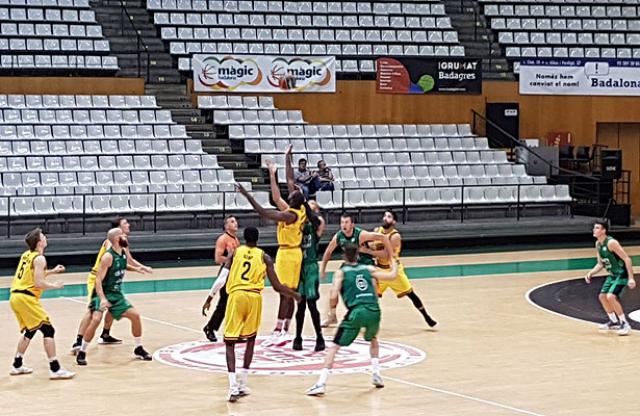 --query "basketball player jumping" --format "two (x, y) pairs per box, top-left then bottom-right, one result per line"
(585, 219), (636, 335)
